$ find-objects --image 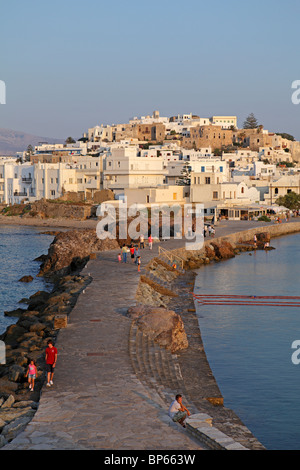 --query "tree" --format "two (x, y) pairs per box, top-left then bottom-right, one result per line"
(243, 113), (259, 129)
(25, 144), (34, 161)
(276, 133), (295, 142)
(176, 164), (192, 186)
(276, 192), (300, 210)
(65, 137), (76, 144)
